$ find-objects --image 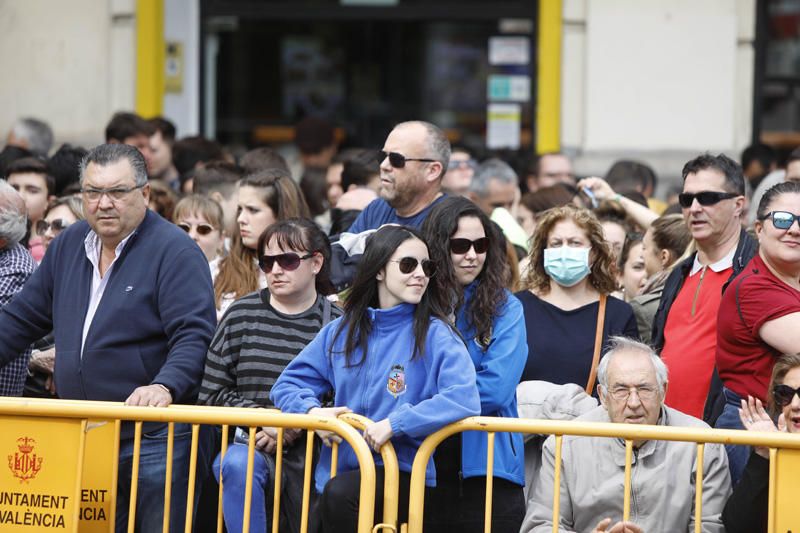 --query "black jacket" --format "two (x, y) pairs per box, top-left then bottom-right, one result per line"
(722, 452), (768, 533)
(650, 228), (758, 422)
